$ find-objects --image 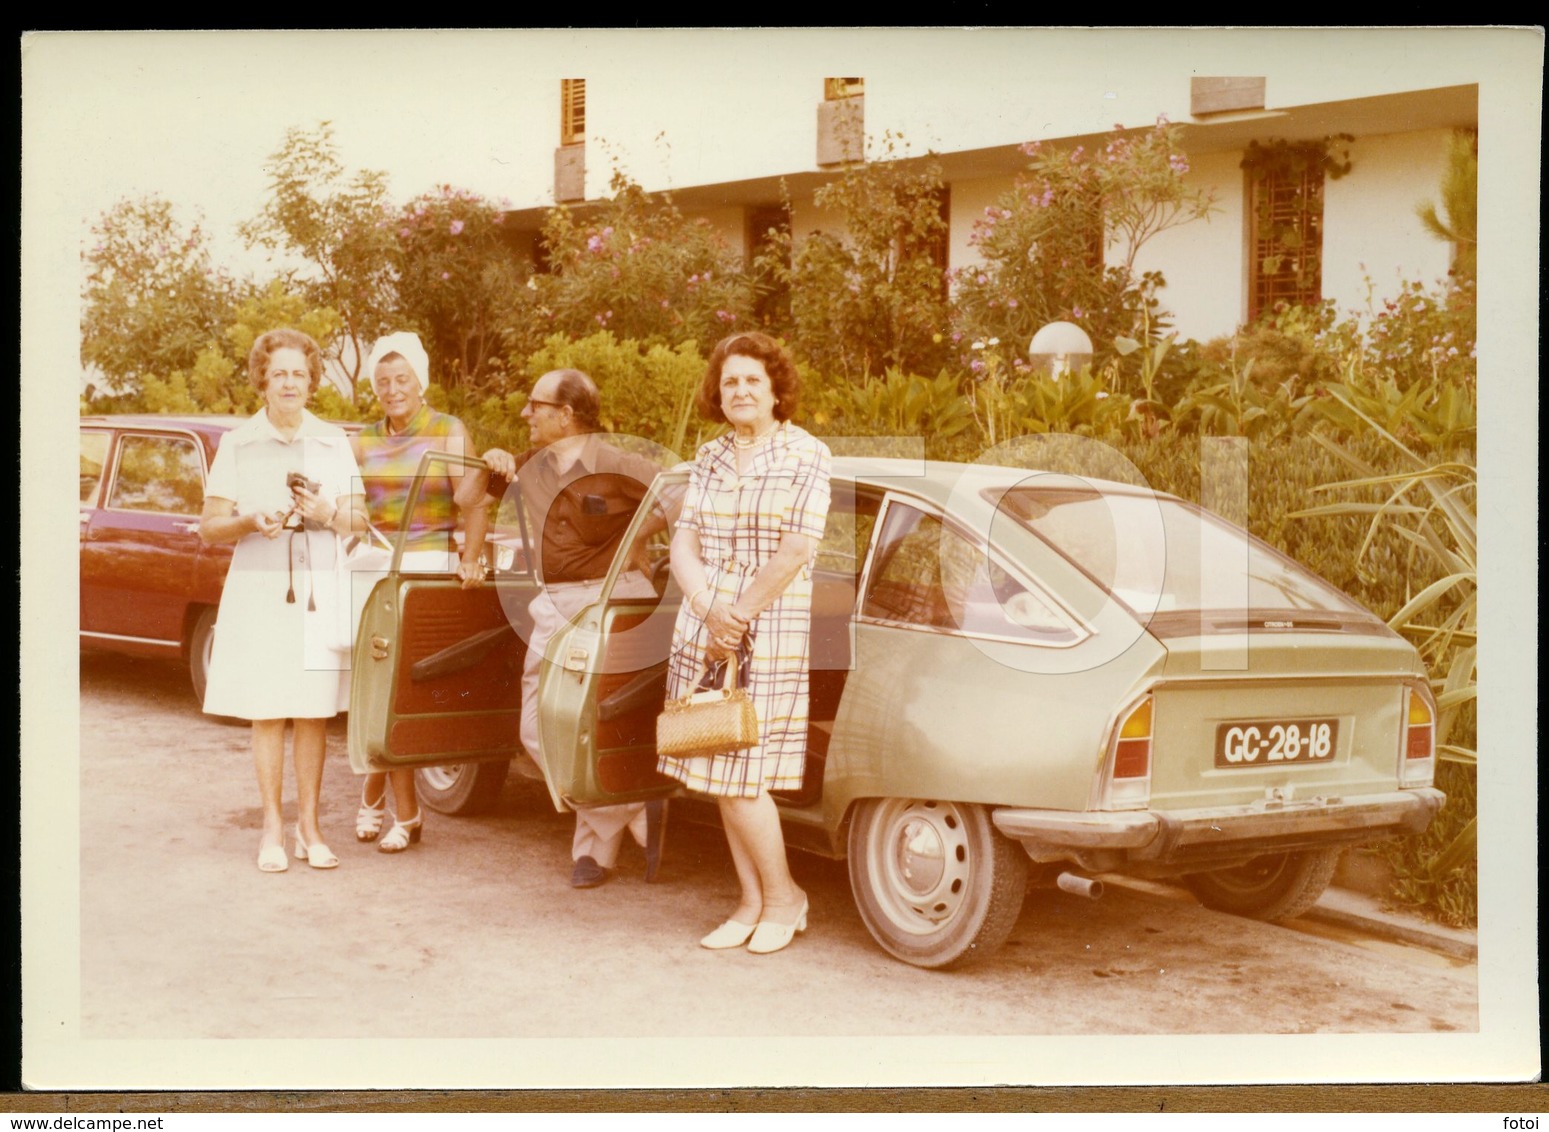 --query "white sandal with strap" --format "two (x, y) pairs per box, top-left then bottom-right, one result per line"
(379, 809), (424, 854)
(356, 783), (388, 842)
(291, 825), (340, 870)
